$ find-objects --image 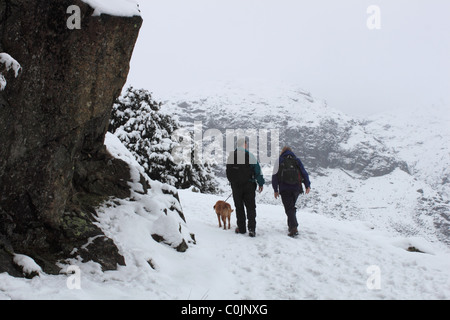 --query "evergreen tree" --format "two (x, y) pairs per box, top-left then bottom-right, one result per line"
(109, 87), (218, 193)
